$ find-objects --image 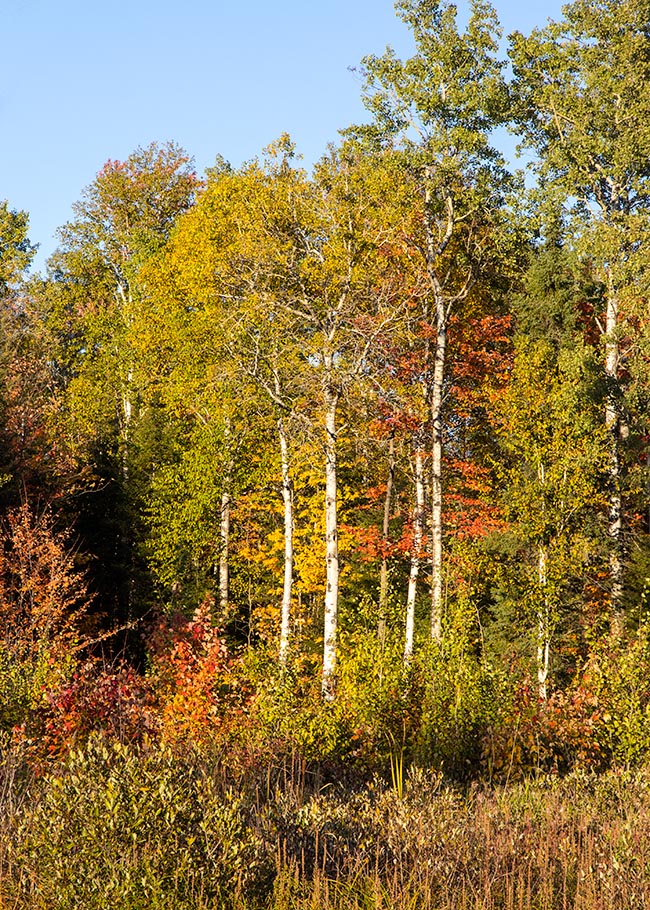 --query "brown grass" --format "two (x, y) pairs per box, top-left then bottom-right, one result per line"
(0, 741), (648, 909)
